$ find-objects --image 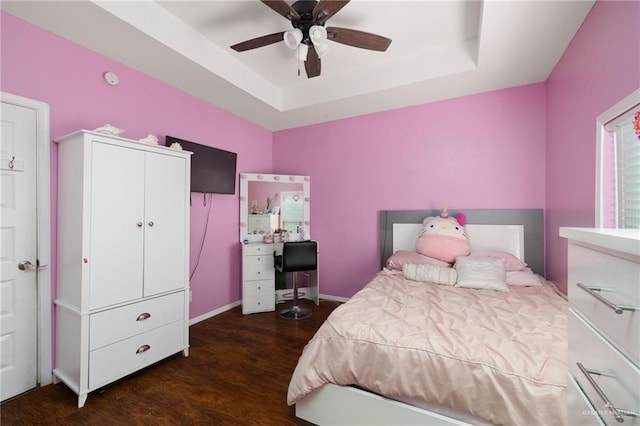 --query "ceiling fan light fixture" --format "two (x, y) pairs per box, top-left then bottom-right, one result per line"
(309, 25), (327, 44)
(313, 41), (329, 58)
(284, 28), (303, 49)
(295, 43), (308, 61)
